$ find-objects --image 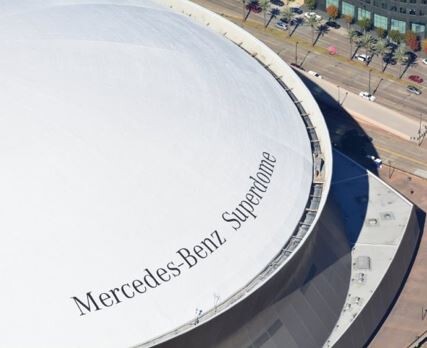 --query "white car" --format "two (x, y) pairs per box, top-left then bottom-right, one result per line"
(366, 155), (382, 168)
(304, 12), (321, 21)
(308, 70), (322, 78)
(275, 21), (288, 30)
(359, 91), (376, 101)
(422, 58), (427, 65)
(355, 54), (371, 62)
